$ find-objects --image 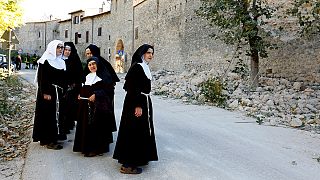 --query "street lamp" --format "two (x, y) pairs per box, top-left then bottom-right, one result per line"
(100, 2), (105, 13)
